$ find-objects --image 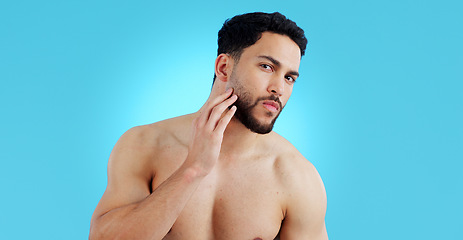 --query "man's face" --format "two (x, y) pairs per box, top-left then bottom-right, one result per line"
(227, 32), (301, 134)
